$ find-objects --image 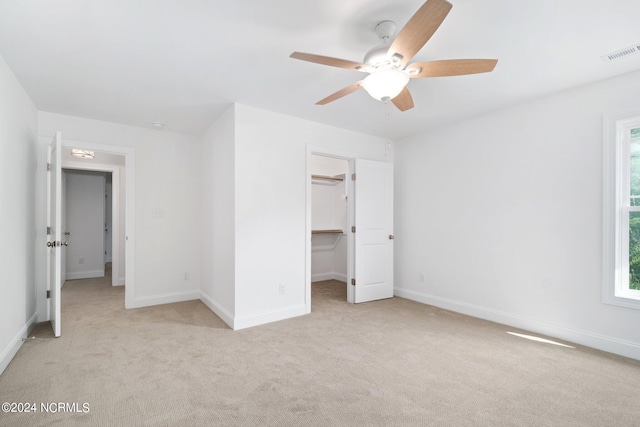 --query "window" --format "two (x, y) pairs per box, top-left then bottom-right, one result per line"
(603, 113), (640, 309)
